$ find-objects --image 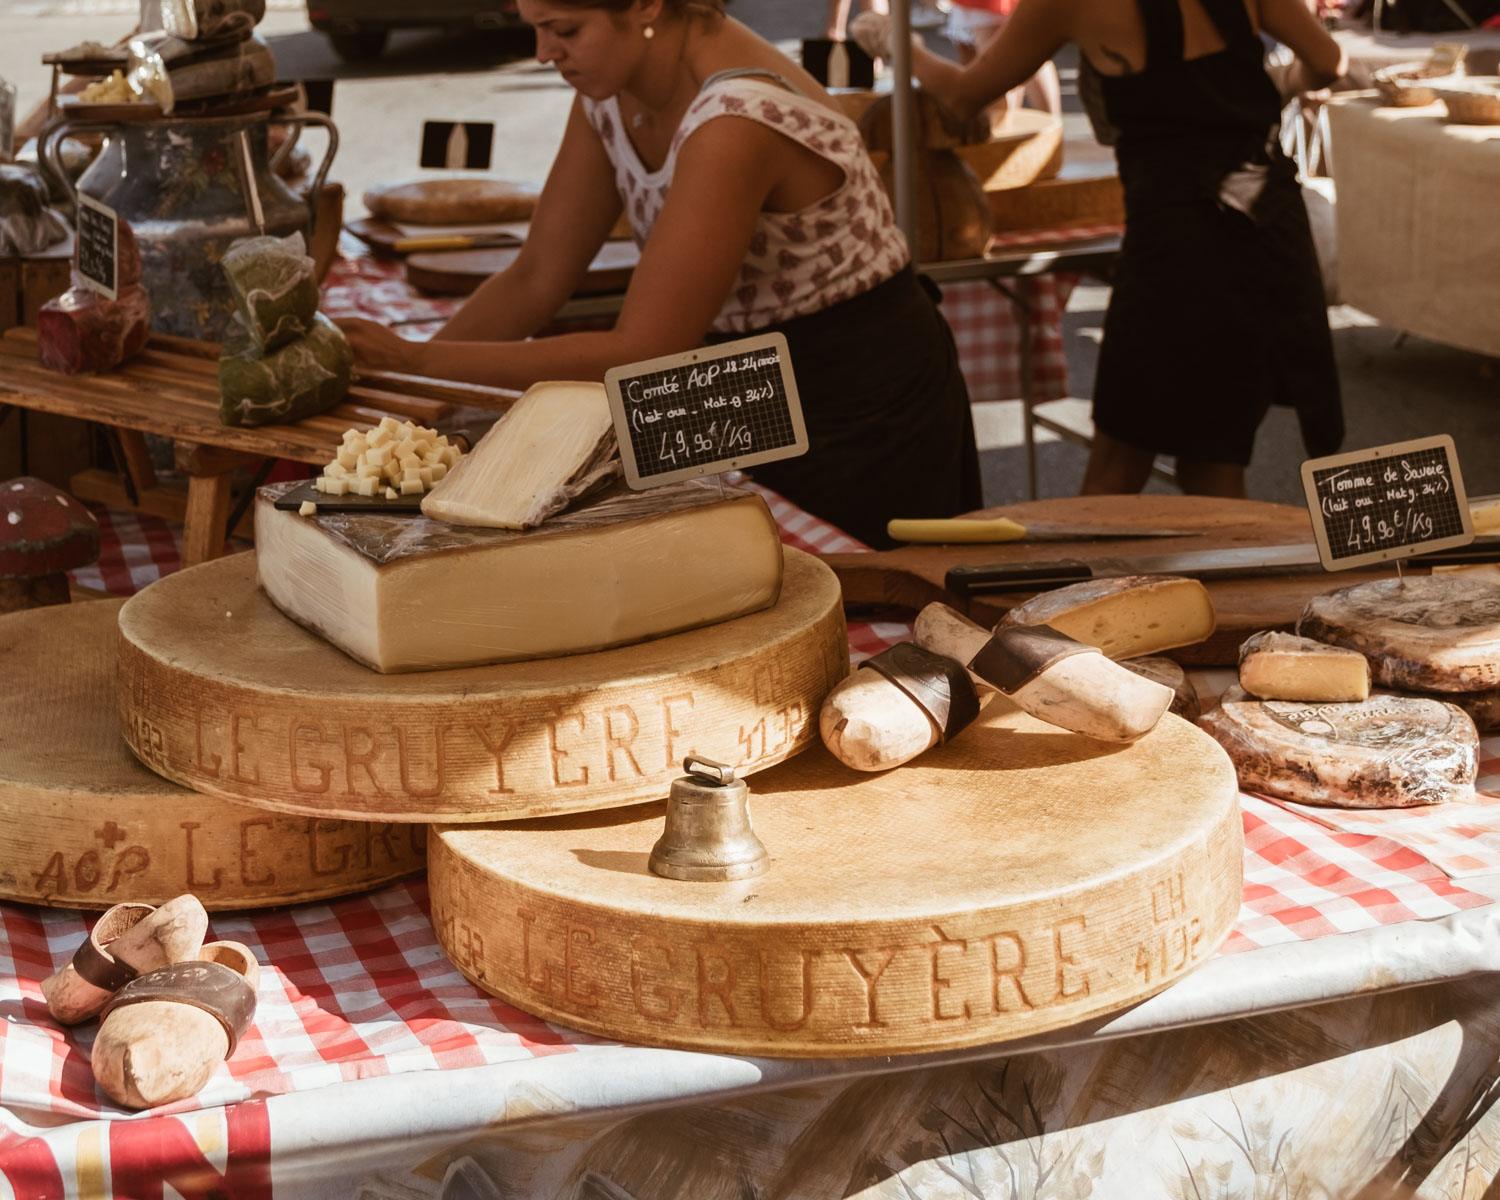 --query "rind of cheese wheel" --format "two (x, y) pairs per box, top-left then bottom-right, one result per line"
(421, 381), (619, 529)
(999, 575), (1216, 660)
(362, 178), (540, 225)
(1124, 656), (1201, 721)
(1237, 631), (1371, 703)
(914, 602), (1172, 742)
(1198, 686), (1478, 808)
(1397, 686), (1500, 735)
(255, 478), (783, 673)
(1299, 575), (1500, 693)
